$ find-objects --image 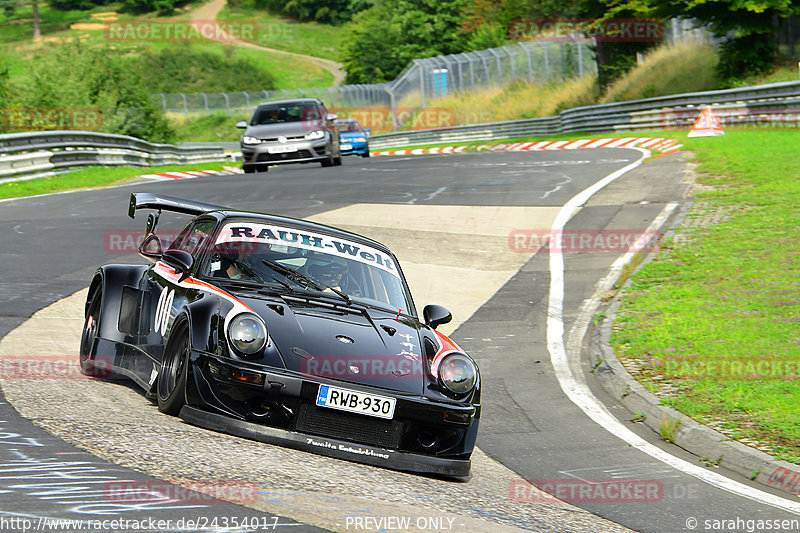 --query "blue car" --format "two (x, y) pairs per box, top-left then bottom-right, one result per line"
(335, 118), (371, 157)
